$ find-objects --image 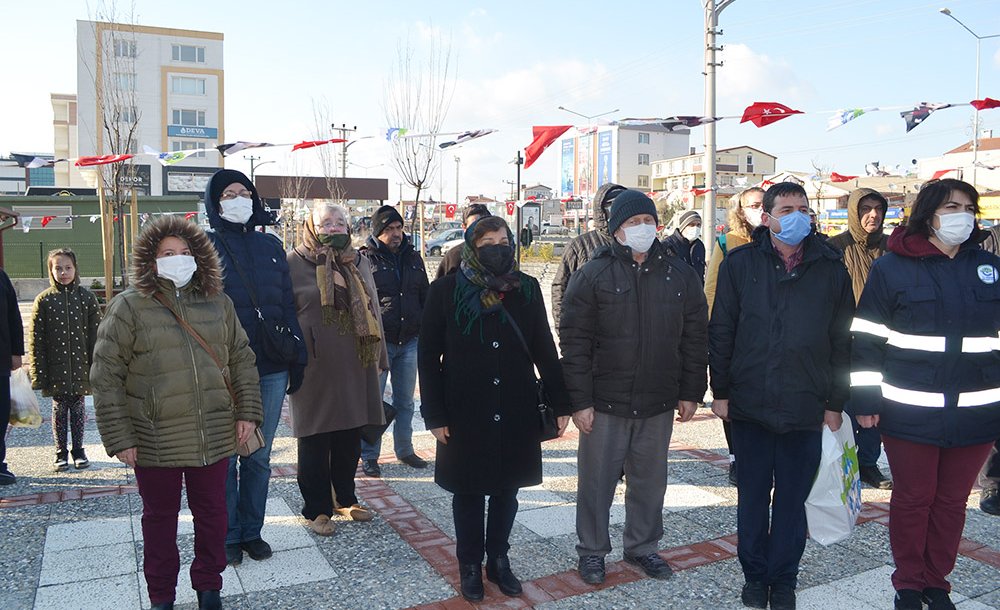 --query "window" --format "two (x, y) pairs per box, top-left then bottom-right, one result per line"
(171, 109), (206, 126)
(171, 76), (206, 95)
(638, 132), (650, 144)
(172, 140), (207, 158)
(638, 153), (650, 166)
(113, 39), (136, 58)
(746, 153), (754, 173)
(114, 73), (136, 90)
(171, 44), (206, 63)
(118, 106), (139, 123)
(637, 175), (649, 188)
